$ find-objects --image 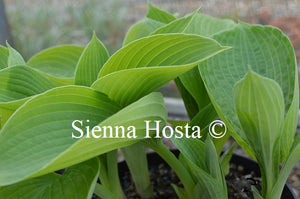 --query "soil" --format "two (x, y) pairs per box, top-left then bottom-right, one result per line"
(122, 162), (181, 199)
(120, 160), (262, 199)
